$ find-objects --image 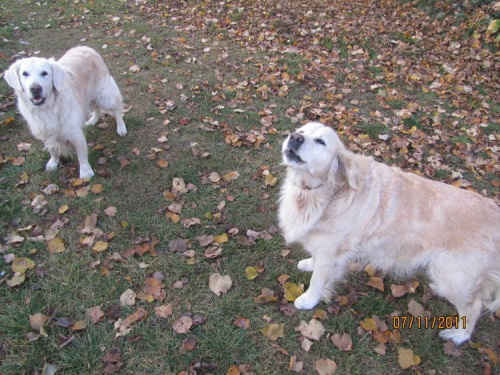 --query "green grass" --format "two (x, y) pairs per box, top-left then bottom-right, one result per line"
(1, 0), (499, 374)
